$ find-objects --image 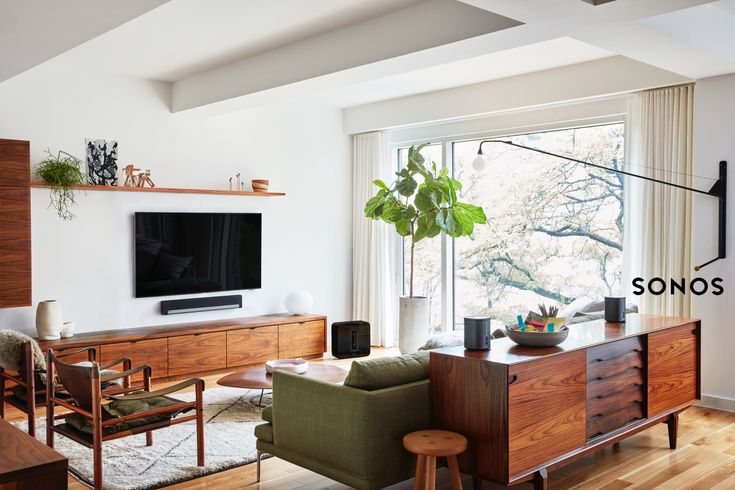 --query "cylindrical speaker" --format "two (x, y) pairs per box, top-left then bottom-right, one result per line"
(605, 296), (626, 322)
(464, 316), (491, 350)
